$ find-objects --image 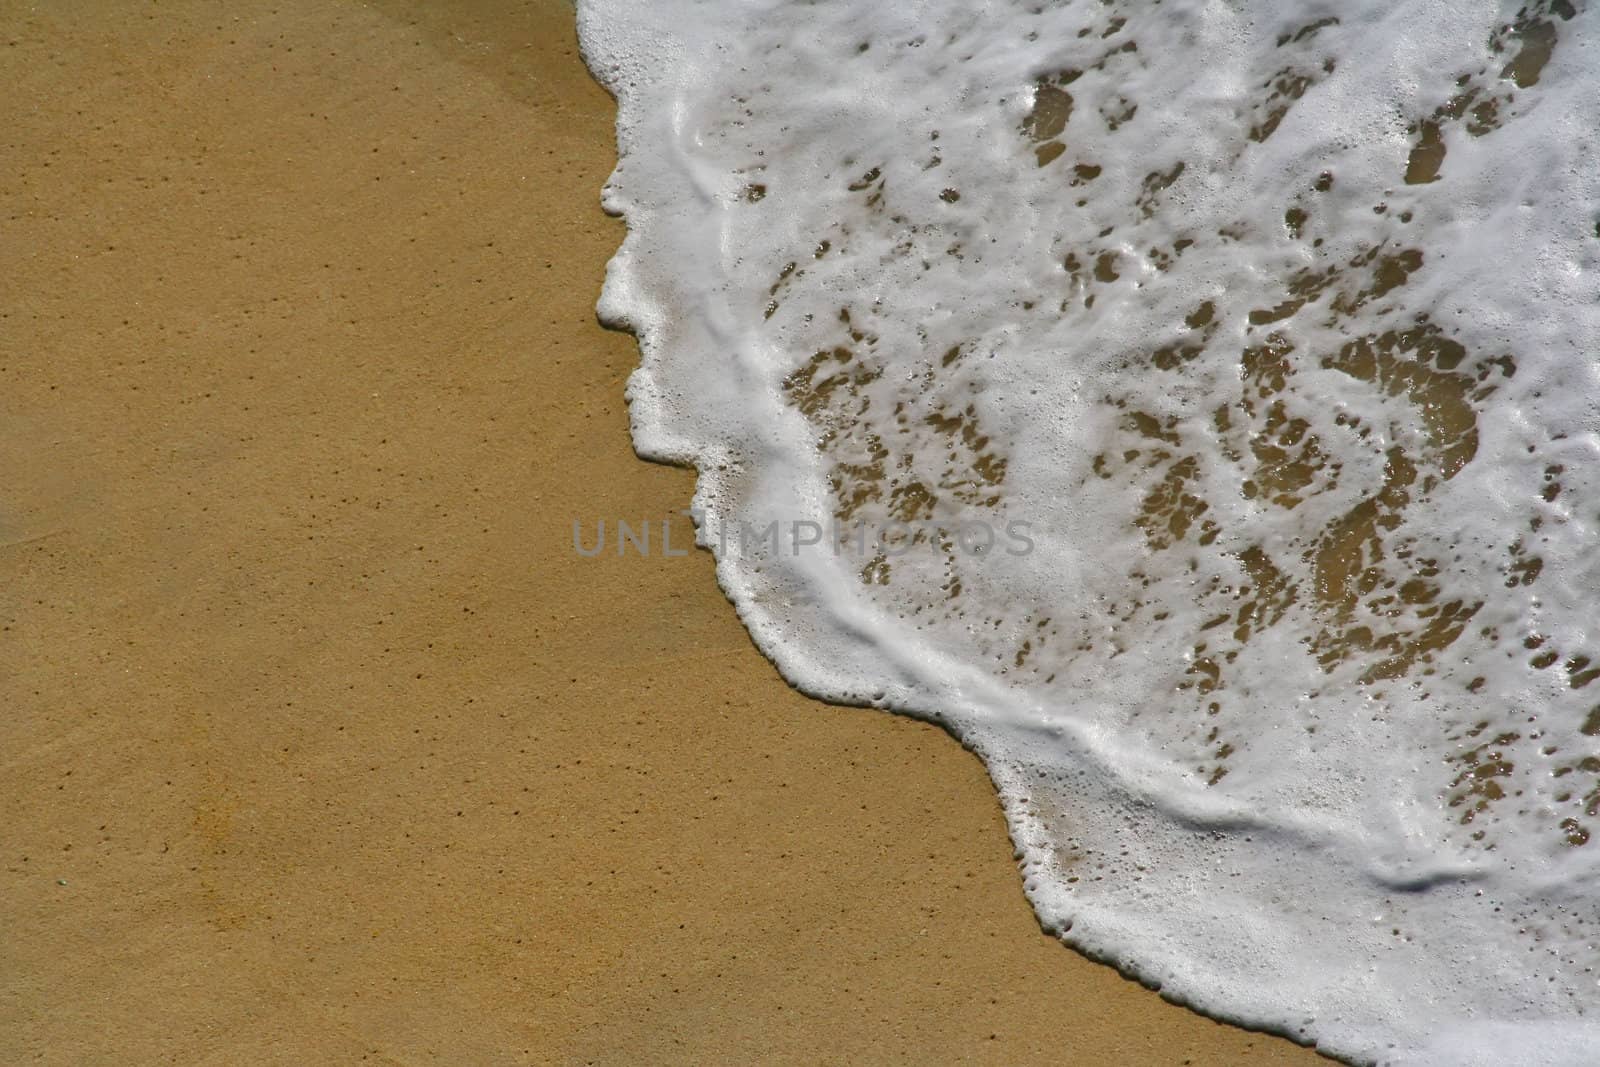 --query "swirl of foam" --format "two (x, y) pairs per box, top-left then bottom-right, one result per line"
(581, 0), (1600, 1060)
